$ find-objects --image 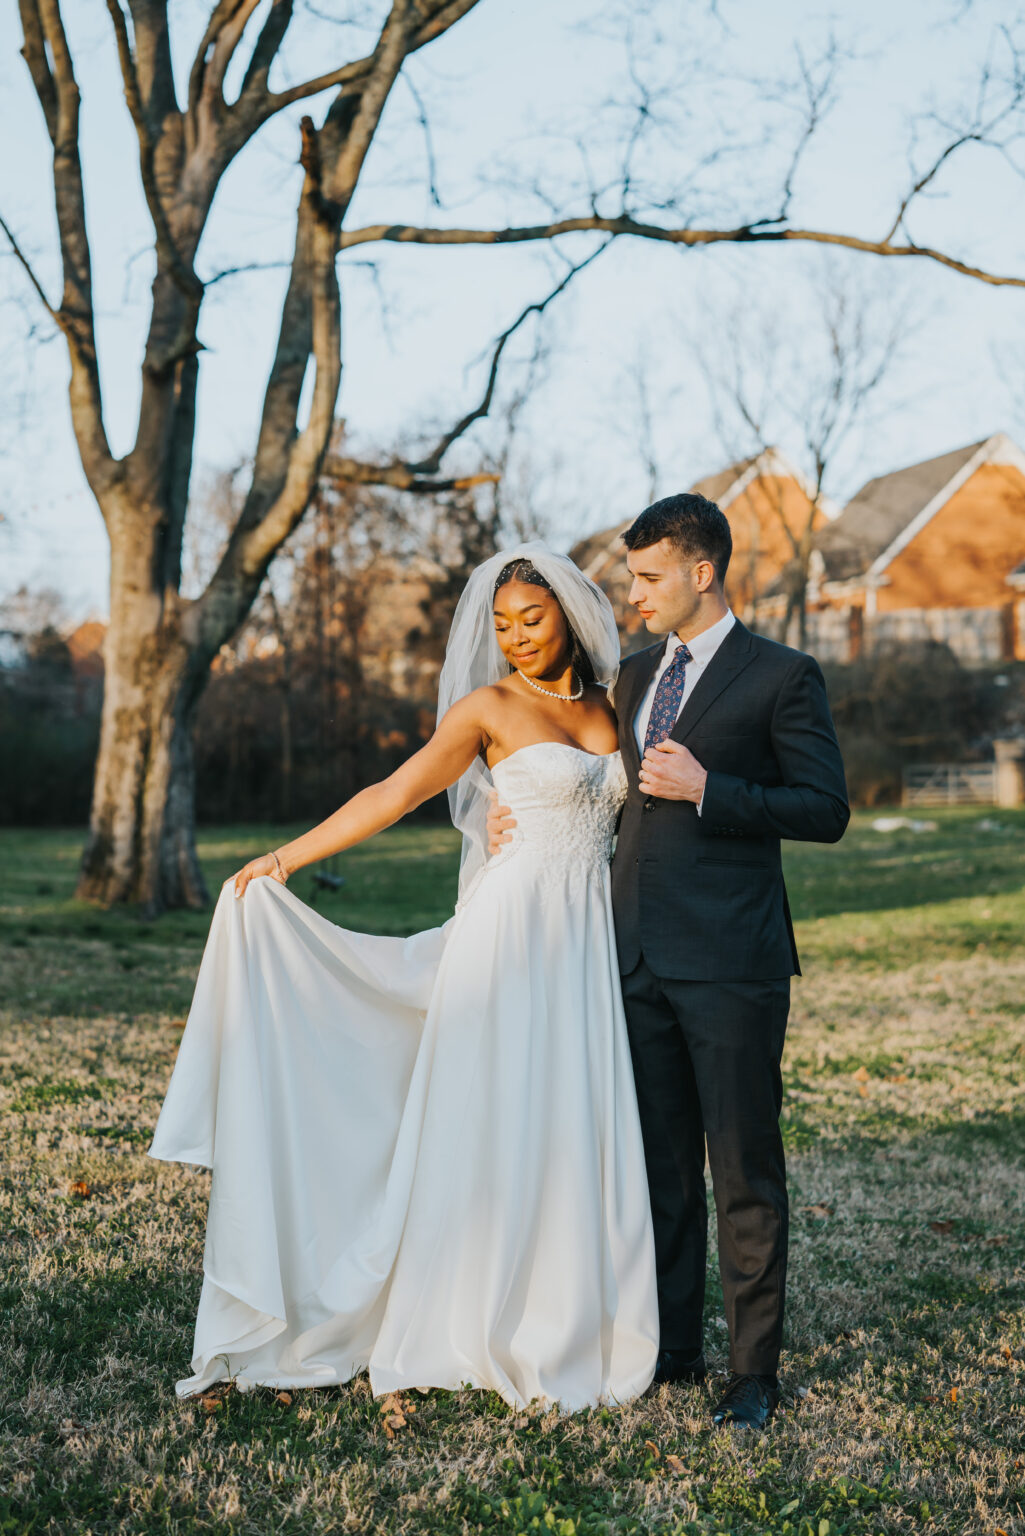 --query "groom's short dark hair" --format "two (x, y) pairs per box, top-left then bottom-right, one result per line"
(622, 493), (732, 585)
